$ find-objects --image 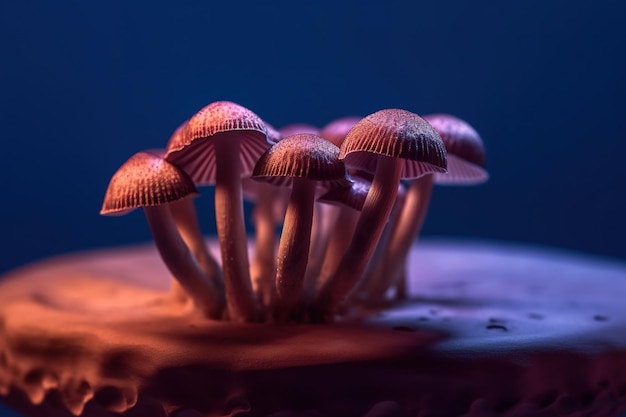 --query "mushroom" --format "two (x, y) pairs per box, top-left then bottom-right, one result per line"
(302, 116), (362, 292)
(100, 151), (222, 318)
(165, 101), (271, 322)
(312, 109), (447, 320)
(242, 121), (282, 308)
(315, 174), (371, 292)
(363, 113), (488, 302)
(252, 133), (350, 316)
